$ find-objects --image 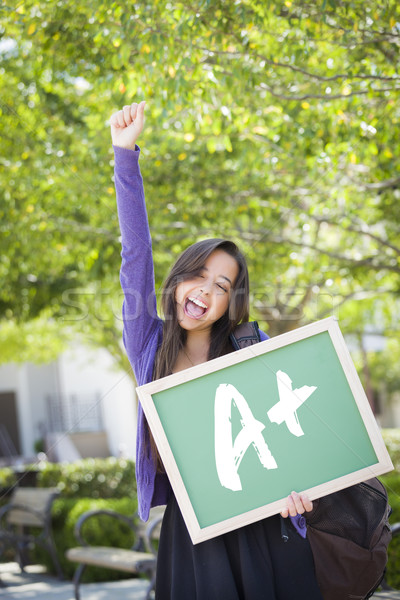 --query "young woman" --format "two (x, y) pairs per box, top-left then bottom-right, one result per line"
(110, 102), (323, 600)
